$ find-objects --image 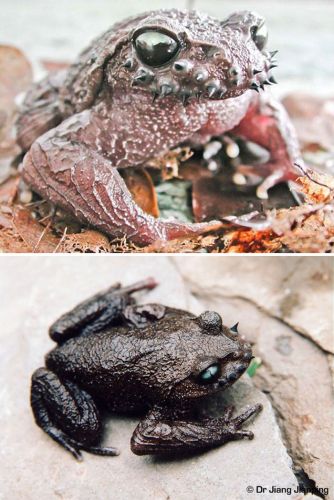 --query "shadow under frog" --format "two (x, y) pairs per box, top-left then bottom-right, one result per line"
(31, 278), (262, 460)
